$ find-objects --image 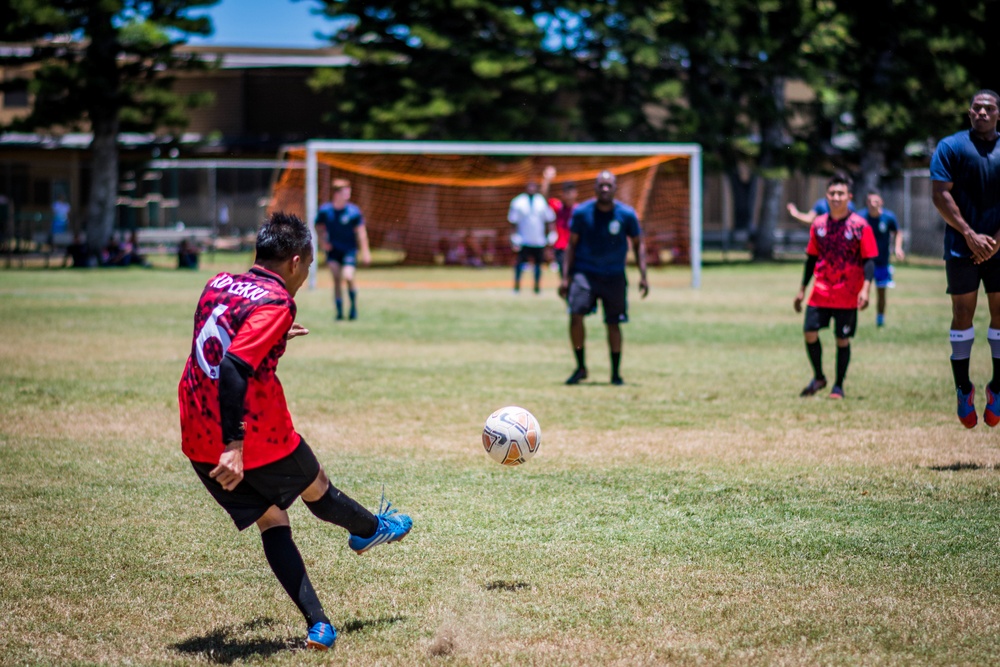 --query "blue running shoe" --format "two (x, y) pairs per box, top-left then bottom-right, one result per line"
(348, 495), (413, 555)
(957, 384), (977, 429)
(307, 622), (336, 651)
(986, 385), (1000, 427)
